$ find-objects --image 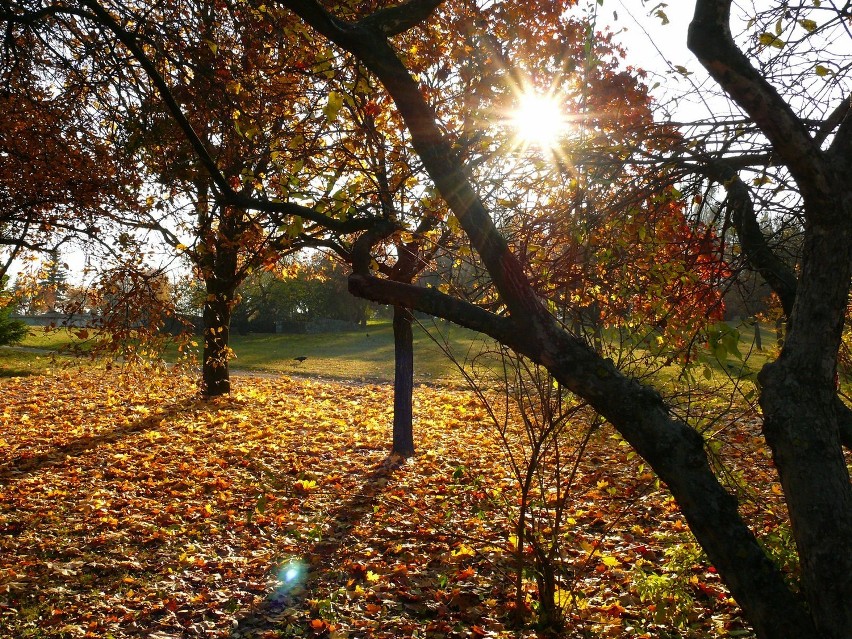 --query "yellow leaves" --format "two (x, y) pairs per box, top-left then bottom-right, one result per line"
(758, 32), (785, 49)
(451, 543), (475, 559)
(294, 479), (317, 493)
(798, 18), (818, 32)
(323, 91), (344, 123)
(0, 367), (751, 635)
